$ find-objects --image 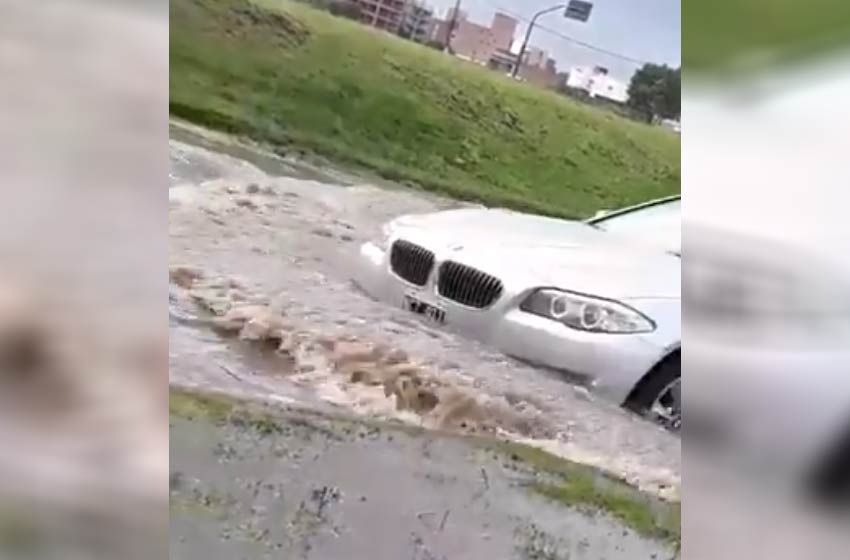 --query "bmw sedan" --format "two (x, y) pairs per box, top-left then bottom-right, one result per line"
(354, 196), (681, 428)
